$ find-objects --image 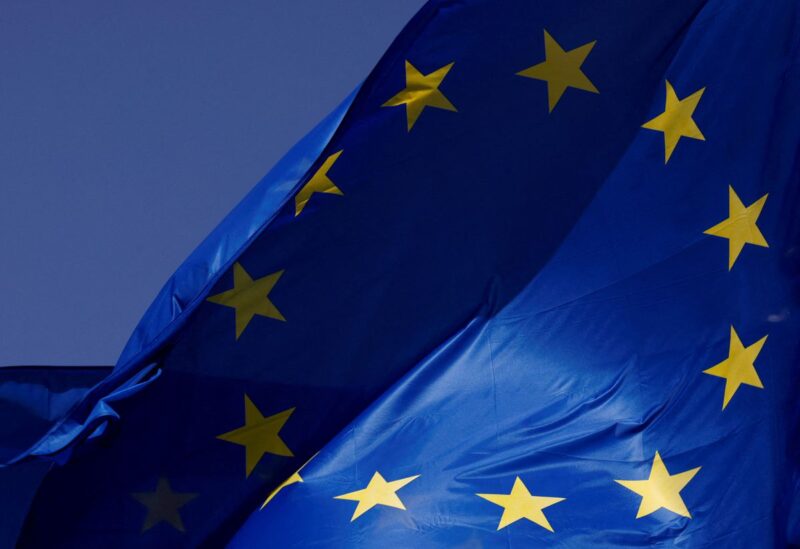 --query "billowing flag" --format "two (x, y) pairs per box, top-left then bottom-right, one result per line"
(9, 0), (800, 546)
